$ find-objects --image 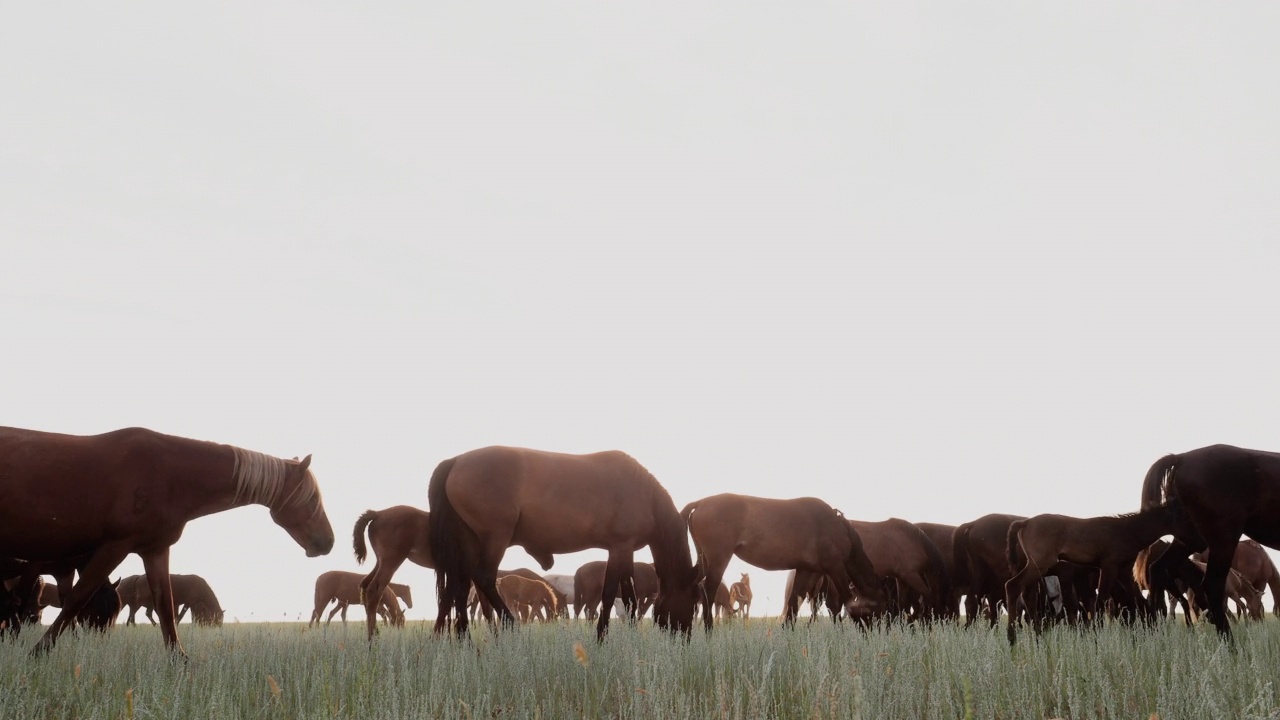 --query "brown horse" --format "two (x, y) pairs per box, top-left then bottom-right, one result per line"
(682, 494), (886, 629)
(572, 560), (659, 621)
(1186, 560), (1263, 621)
(428, 447), (700, 641)
(1137, 445), (1280, 638)
(1194, 539), (1280, 618)
(471, 569), (572, 622)
(0, 426), (333, 655)
(496, 575), (559, 622)
(118, 574), (226, 626)
(309, 570), (409, 627)
(1005, 505), (1176, 644)
(352, 506), (434, 640)
(952, 514), (1026, 627)
(848, 518), (950, 622)
(697, 581), (736, 620)
(914, 522), (961, 617)
(728, 573), (752, 617)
